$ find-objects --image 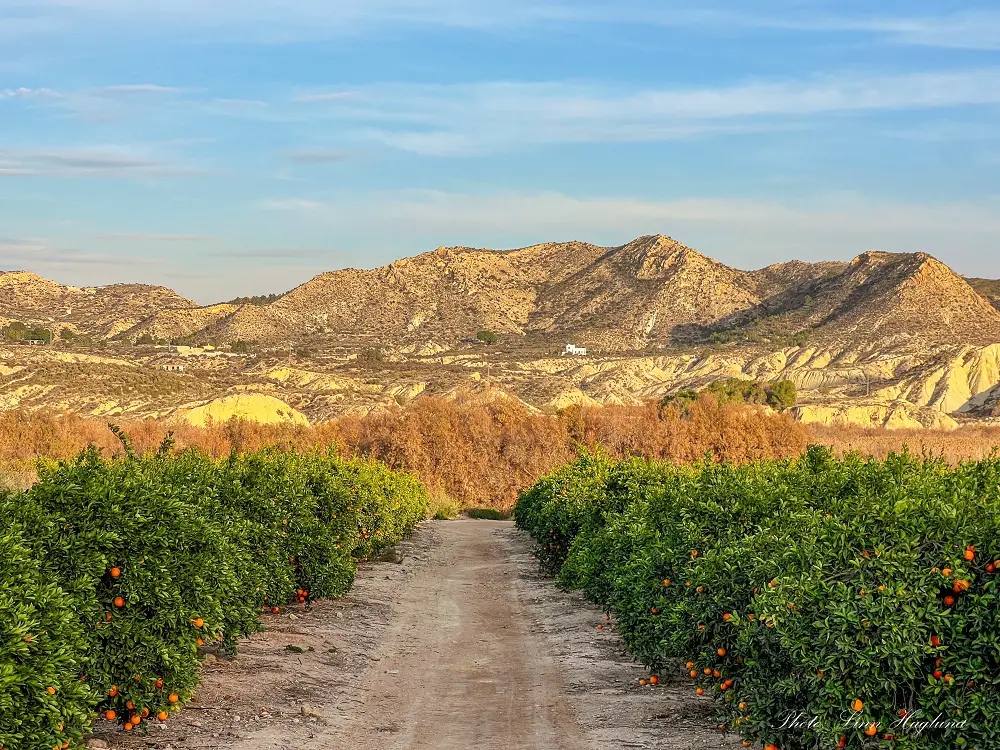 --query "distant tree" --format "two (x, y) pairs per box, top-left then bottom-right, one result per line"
(359, 346), (385, 363)
(230, 340), (253, 355)
(3, 322), (27, 341)
(476, 330), (499, 345)
(135, 333), (156, 345)
(59, 328), (77, 341)
(767, 380), (797, 411)
(661, 377), (797, 413)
